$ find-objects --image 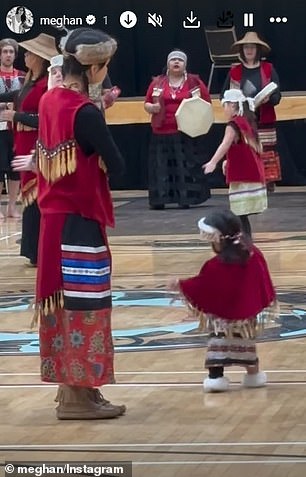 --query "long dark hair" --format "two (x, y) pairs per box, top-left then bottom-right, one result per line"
(61, 28), (110, 93)
(62, 55), (108, 94)
(23, 58), (49, 87)
(205, 210), (252, 264)
(16, 6), (26, 23)
(231, 100), (260, 151)
(242, 101), (259, 143)
(62, 56), (91, 93)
